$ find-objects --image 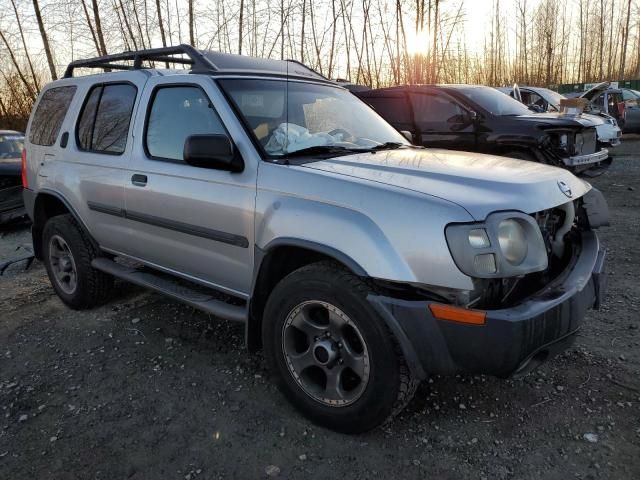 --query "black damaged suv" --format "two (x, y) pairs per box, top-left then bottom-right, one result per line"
(354, 85), (611, 175)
